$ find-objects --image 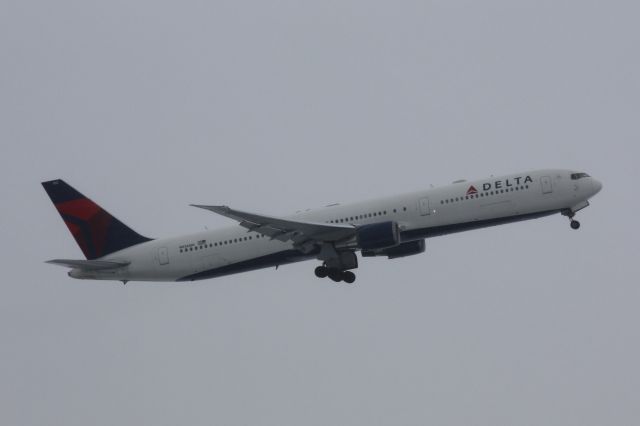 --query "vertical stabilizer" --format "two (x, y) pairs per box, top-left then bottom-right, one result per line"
(42, 179), (151, 259)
